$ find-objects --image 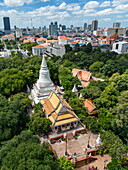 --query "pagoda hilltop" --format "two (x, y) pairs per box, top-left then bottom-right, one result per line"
(30, 55), (55, 104)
